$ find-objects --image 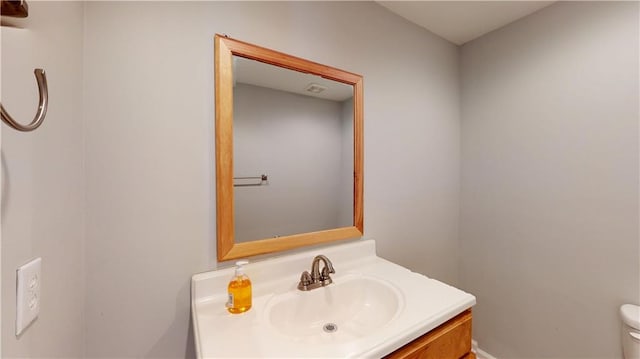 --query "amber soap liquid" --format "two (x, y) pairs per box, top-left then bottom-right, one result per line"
(227, 276), (252, 314)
